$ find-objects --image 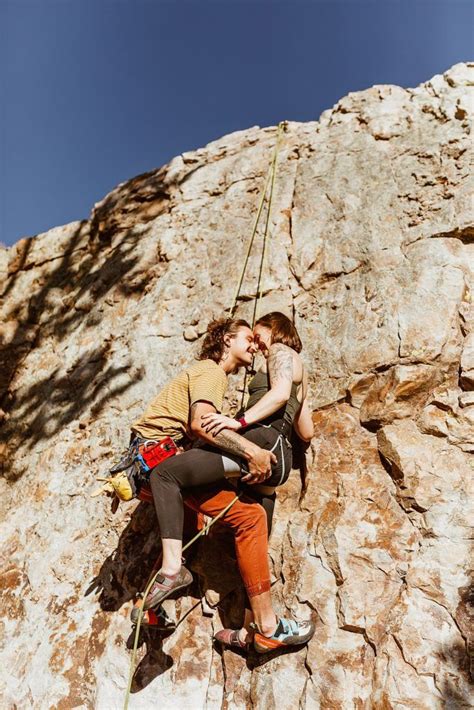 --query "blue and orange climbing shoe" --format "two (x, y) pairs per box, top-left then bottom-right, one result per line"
(252, 617), (315, 654)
